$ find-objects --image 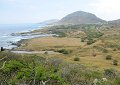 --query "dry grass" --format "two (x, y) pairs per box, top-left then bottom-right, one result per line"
(17, 28), (120, 72)
(18, 37), (85, 51)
